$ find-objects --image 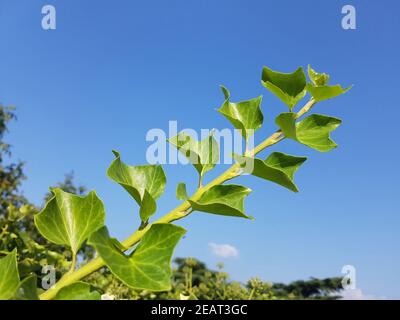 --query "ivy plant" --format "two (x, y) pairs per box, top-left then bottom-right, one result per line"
(0, 64), (350, 300)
